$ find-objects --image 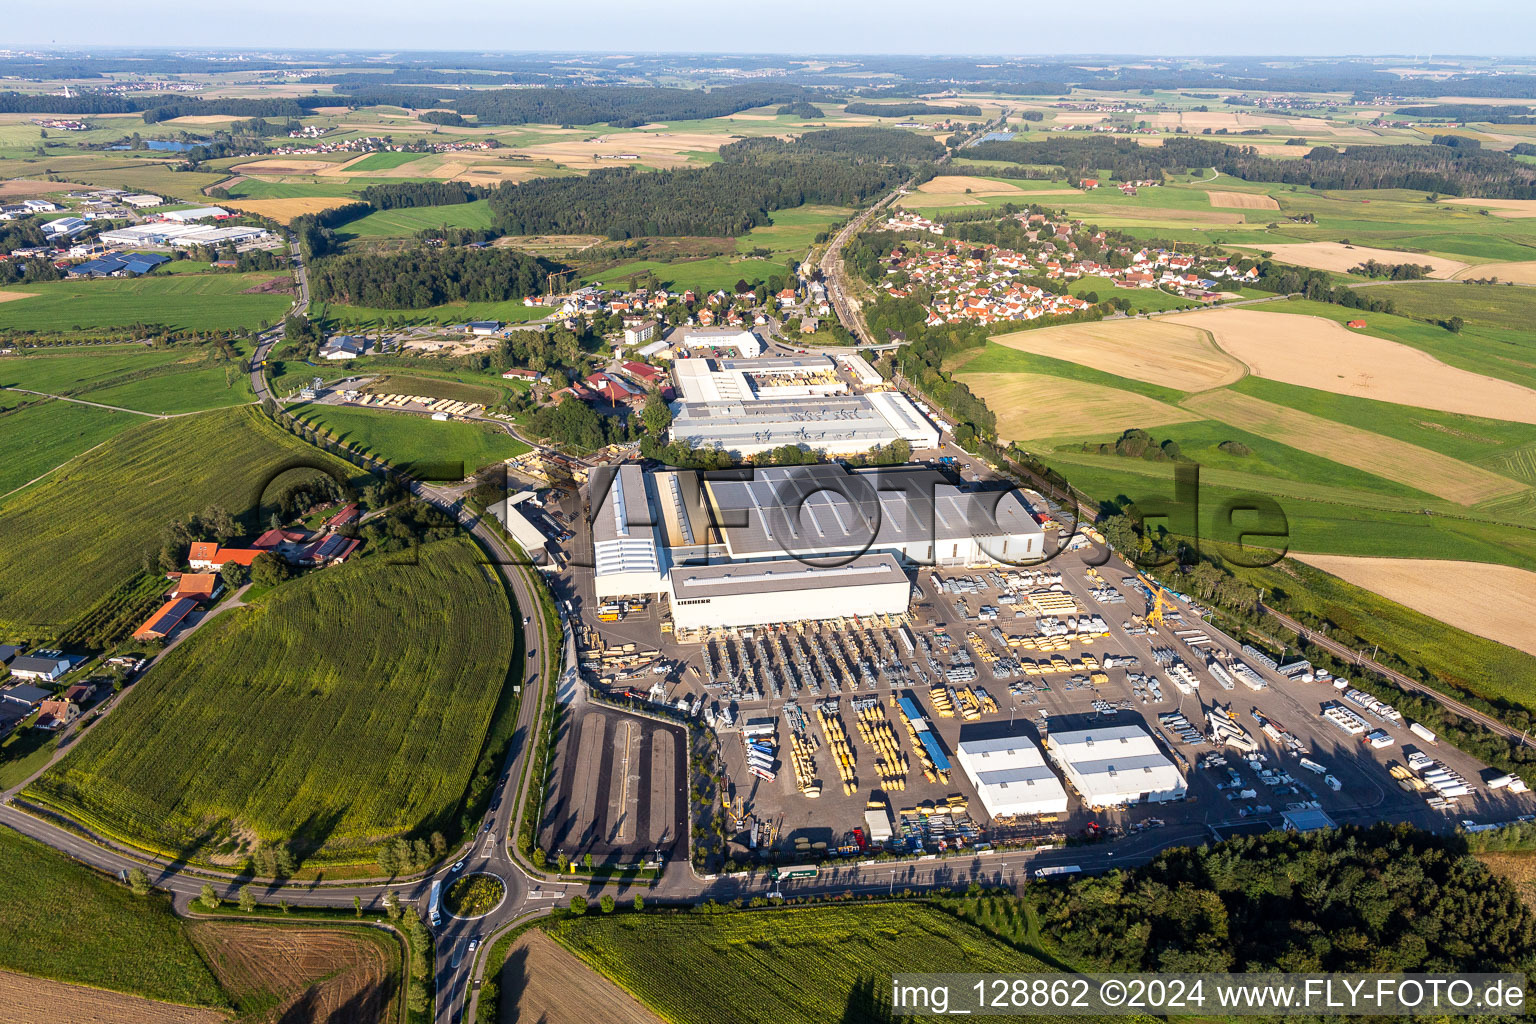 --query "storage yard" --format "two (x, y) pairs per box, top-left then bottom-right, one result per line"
(555, 484), (1536, 866)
